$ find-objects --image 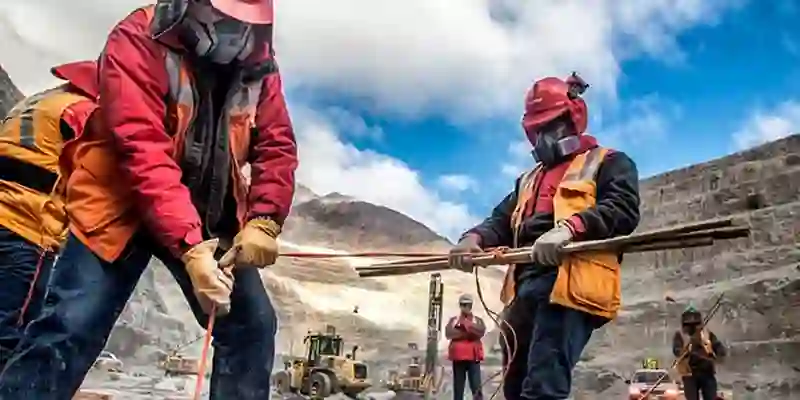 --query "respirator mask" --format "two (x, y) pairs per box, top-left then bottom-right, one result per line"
(530, 117), (581, 166)
(182, 0), (255, 64)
